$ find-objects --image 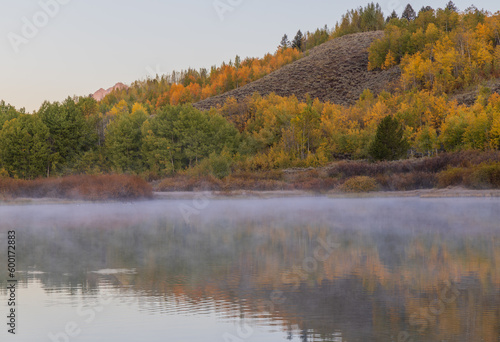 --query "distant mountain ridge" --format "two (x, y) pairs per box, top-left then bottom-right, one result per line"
(92, 82), (128, 101)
